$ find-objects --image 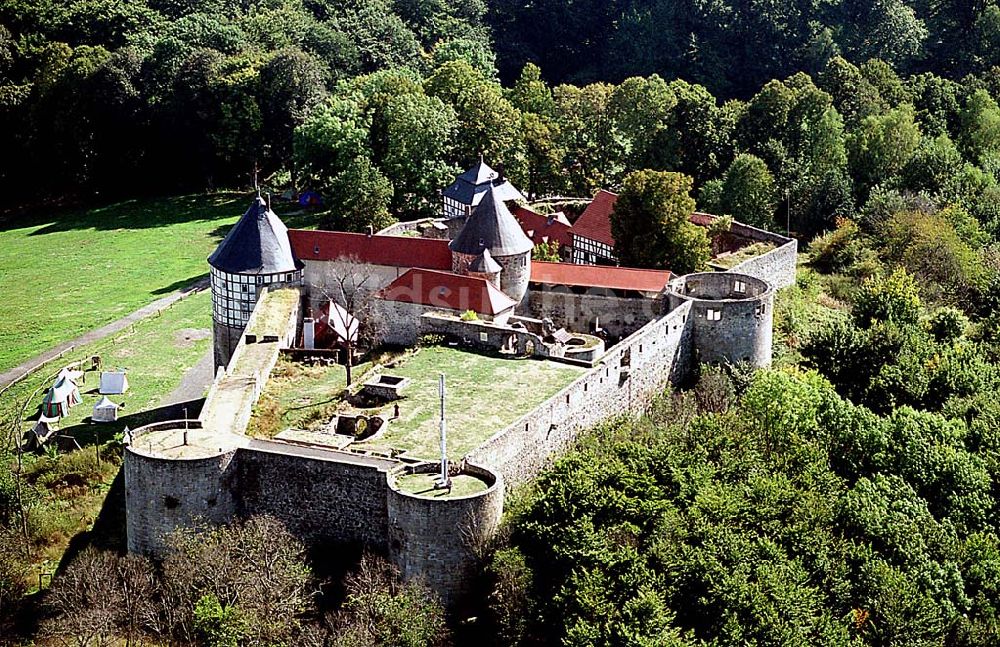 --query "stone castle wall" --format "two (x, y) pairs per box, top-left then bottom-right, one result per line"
(235, 440), (397, 550)
(466, 302), (693, 487)
(212, 323), (243, 373)
(300, 261), (404, 310)
(523, 287), (667, 339)
(124, 424), (239, 556)
(726, 222), (798, 290)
